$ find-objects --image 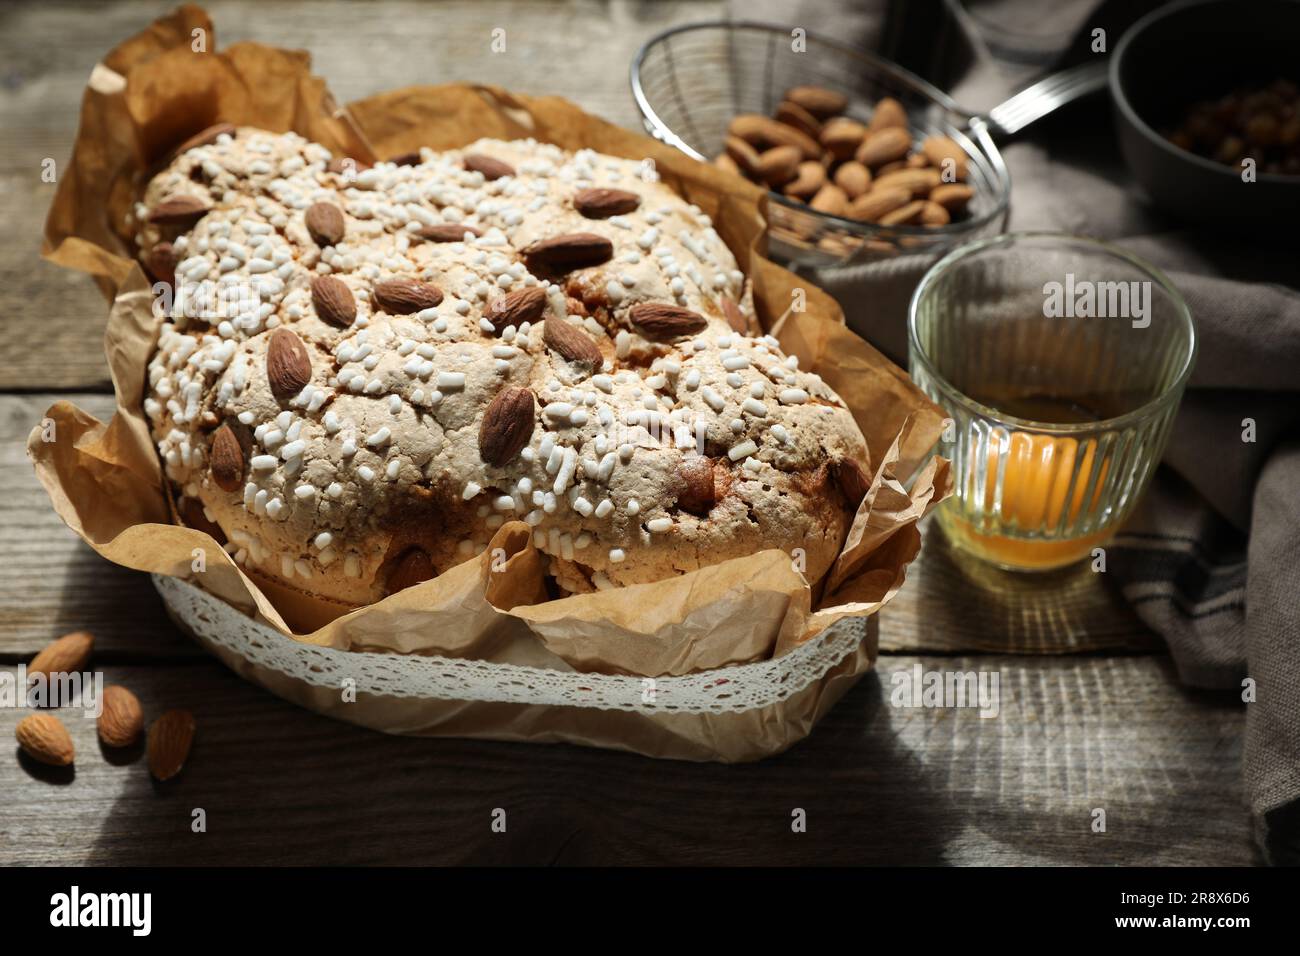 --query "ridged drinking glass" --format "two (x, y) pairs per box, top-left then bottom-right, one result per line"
(908, 233), (1196, 571)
